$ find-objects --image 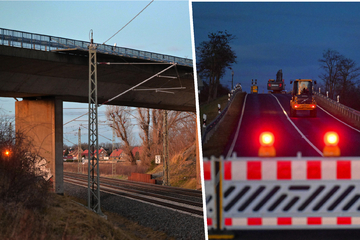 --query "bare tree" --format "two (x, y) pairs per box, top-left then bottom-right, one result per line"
(318, 49), (342, 99)
(338, 57), (360, 100)
(106, 106), (136, 165)
(168, 112), (196, 154)
(137, 108), (151, 165)
(151, 109), (164, 157)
